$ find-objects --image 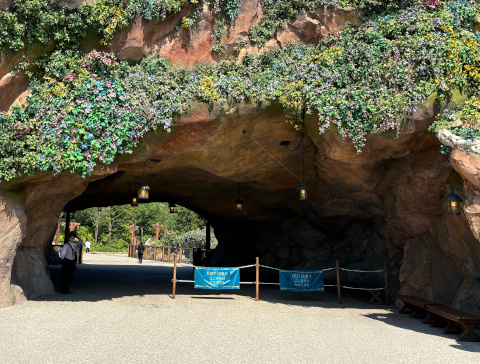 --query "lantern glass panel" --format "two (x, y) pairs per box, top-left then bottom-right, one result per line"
(448, 201), (460, 215)
(138, 186), (149, 199)
(299, 188), (307, 200)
